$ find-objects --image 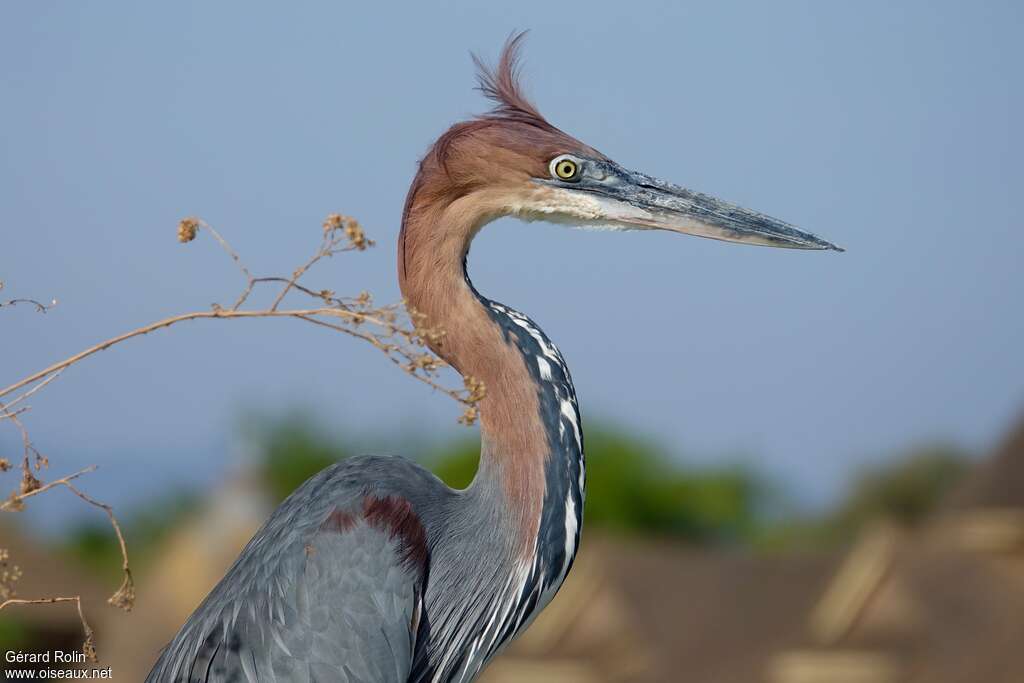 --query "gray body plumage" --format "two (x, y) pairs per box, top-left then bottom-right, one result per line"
(147, 29), (837, 683)
(146, 300), (585, 683)
(147, 457), (439, 682)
